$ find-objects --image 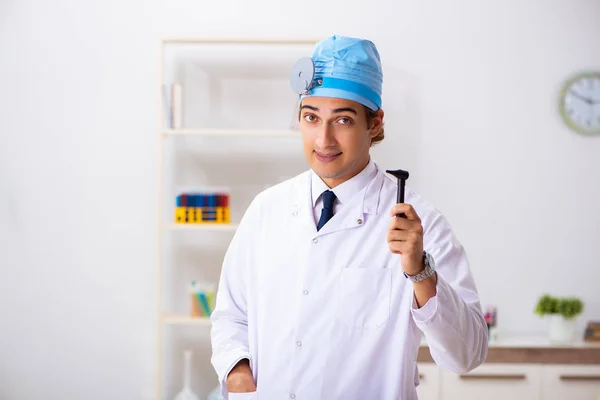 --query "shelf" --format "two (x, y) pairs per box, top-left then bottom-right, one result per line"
(162, 314), (211, 326)
(162, 129), (300, 137)
(163, 223), (239, 232)
(162, 38), (319, 45)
